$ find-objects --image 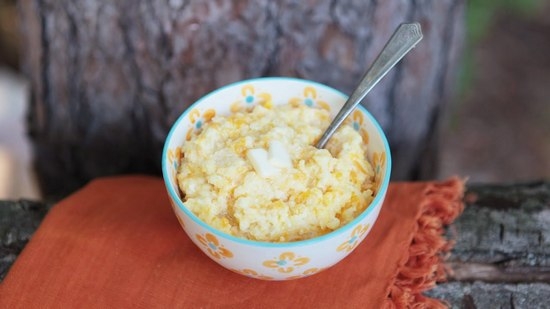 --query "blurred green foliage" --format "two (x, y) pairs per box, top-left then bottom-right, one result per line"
(467, 0), (541, 43)
(460, 0), (544, 93)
